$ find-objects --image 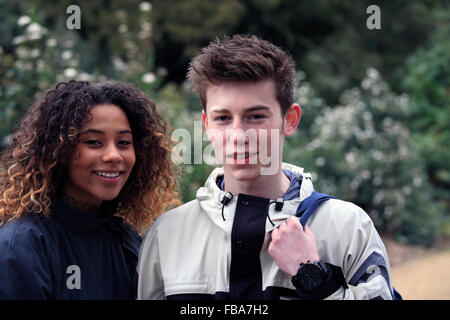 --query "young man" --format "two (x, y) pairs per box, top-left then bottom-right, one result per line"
(138, 34), (397, 300)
